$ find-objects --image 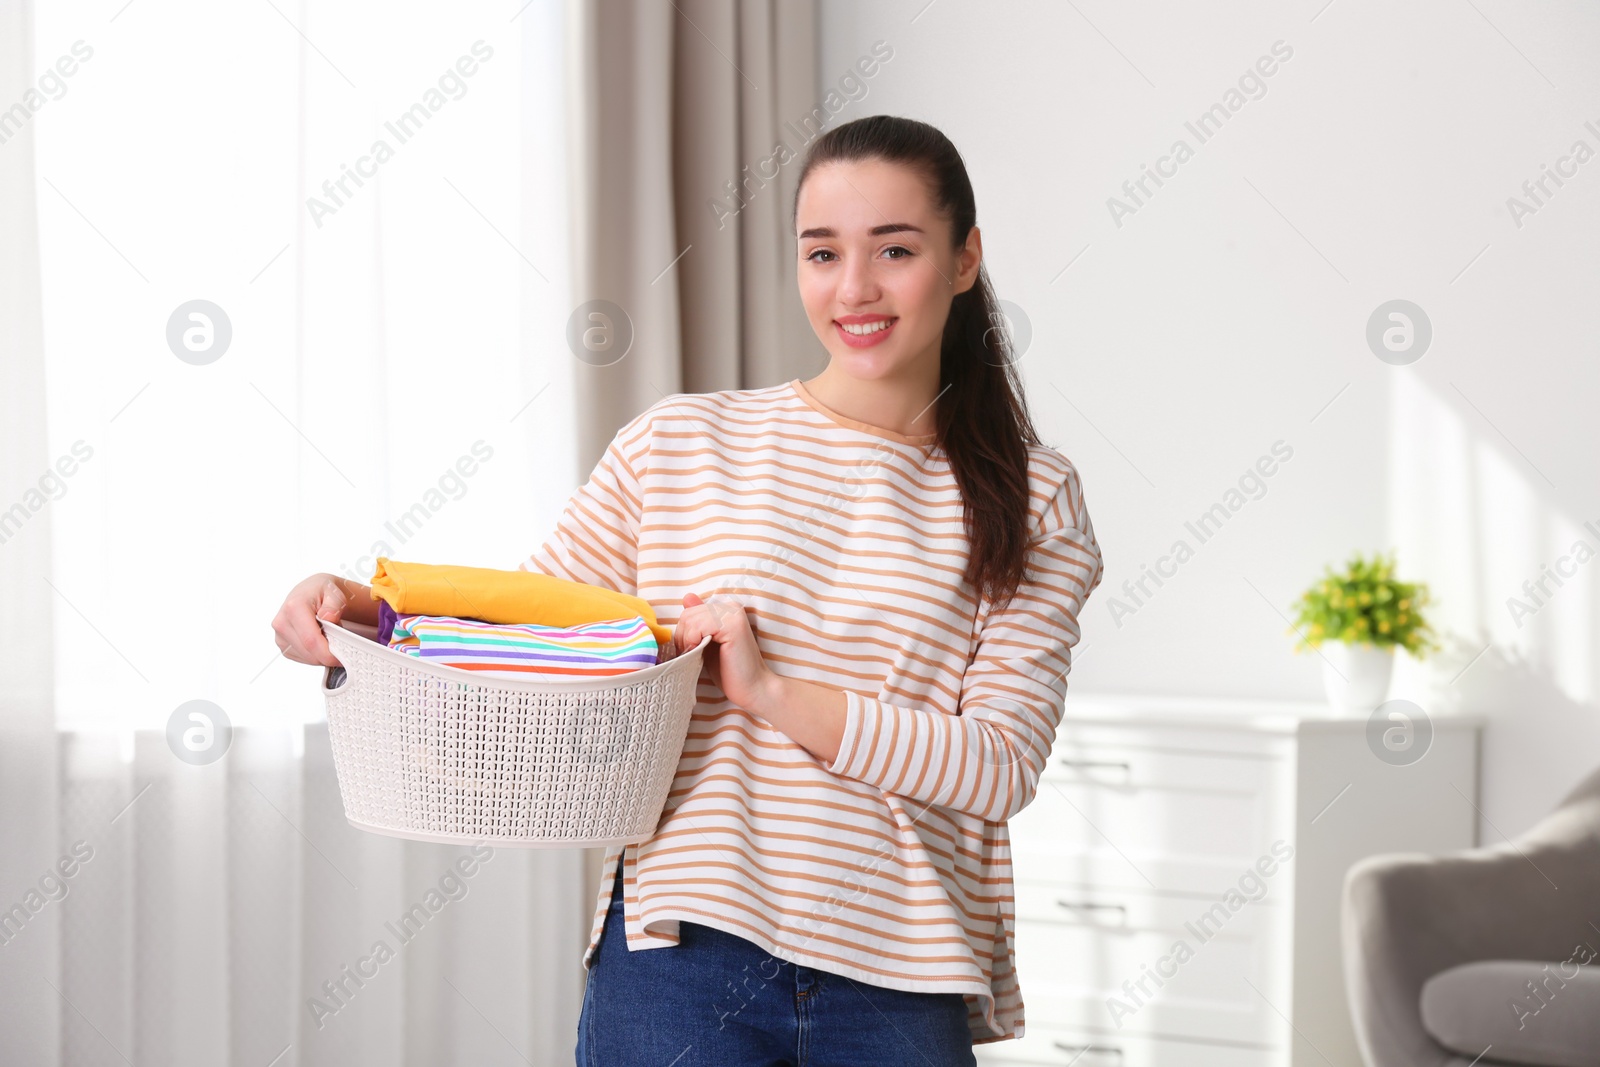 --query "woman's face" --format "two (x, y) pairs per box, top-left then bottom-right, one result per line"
(795, 158), (981, 383)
